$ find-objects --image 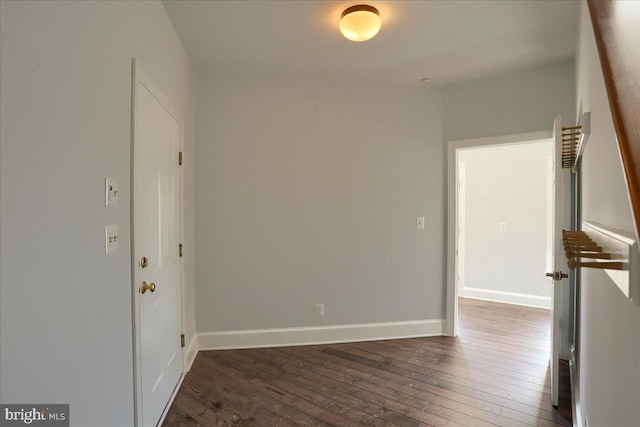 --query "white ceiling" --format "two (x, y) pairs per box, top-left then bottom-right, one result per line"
(163, 0), (579, 86)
